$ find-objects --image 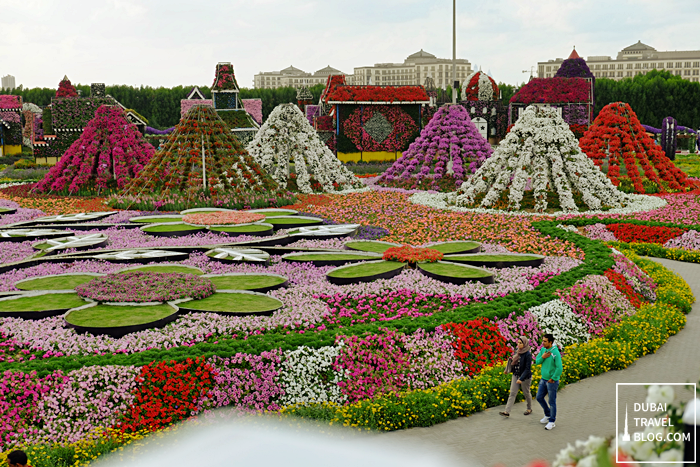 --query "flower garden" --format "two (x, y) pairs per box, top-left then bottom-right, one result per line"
(1, 62), (700, 466)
